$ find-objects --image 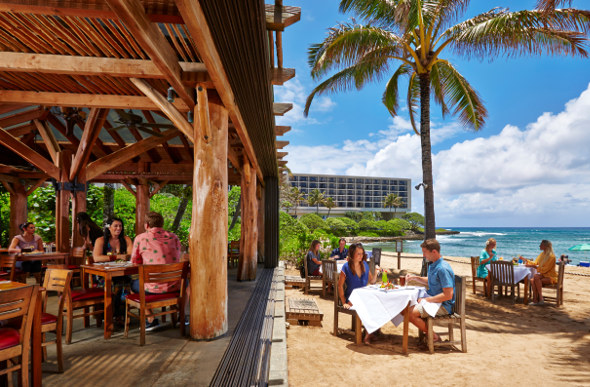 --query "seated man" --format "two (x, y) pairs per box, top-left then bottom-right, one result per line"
(330, 238), (348, 260)
(131, 211), (181, 331)
(404, 238), (455, 344)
